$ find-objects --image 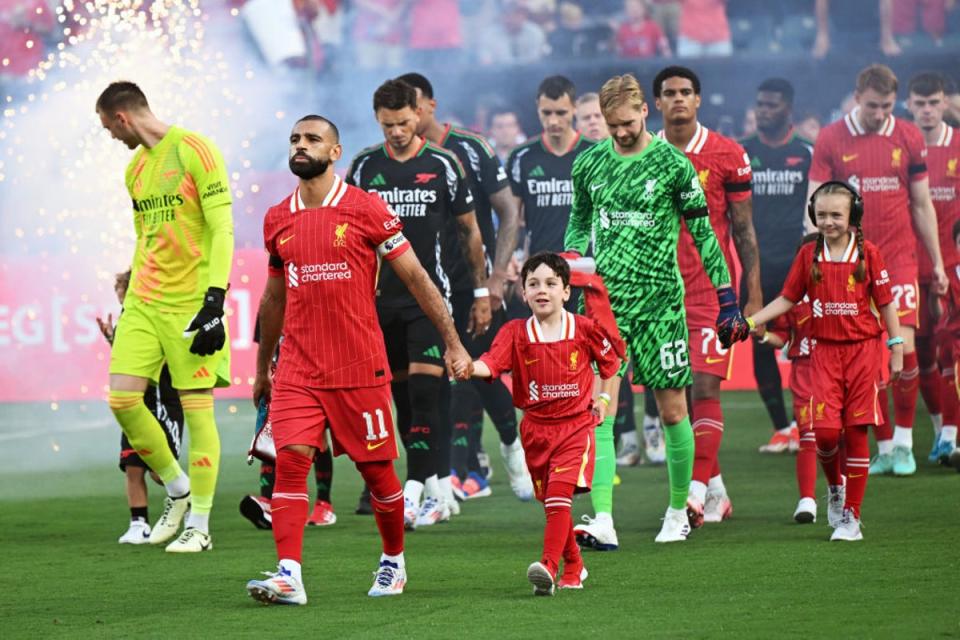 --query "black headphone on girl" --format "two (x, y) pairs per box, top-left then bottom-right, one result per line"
(807, 180), (864, 227)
